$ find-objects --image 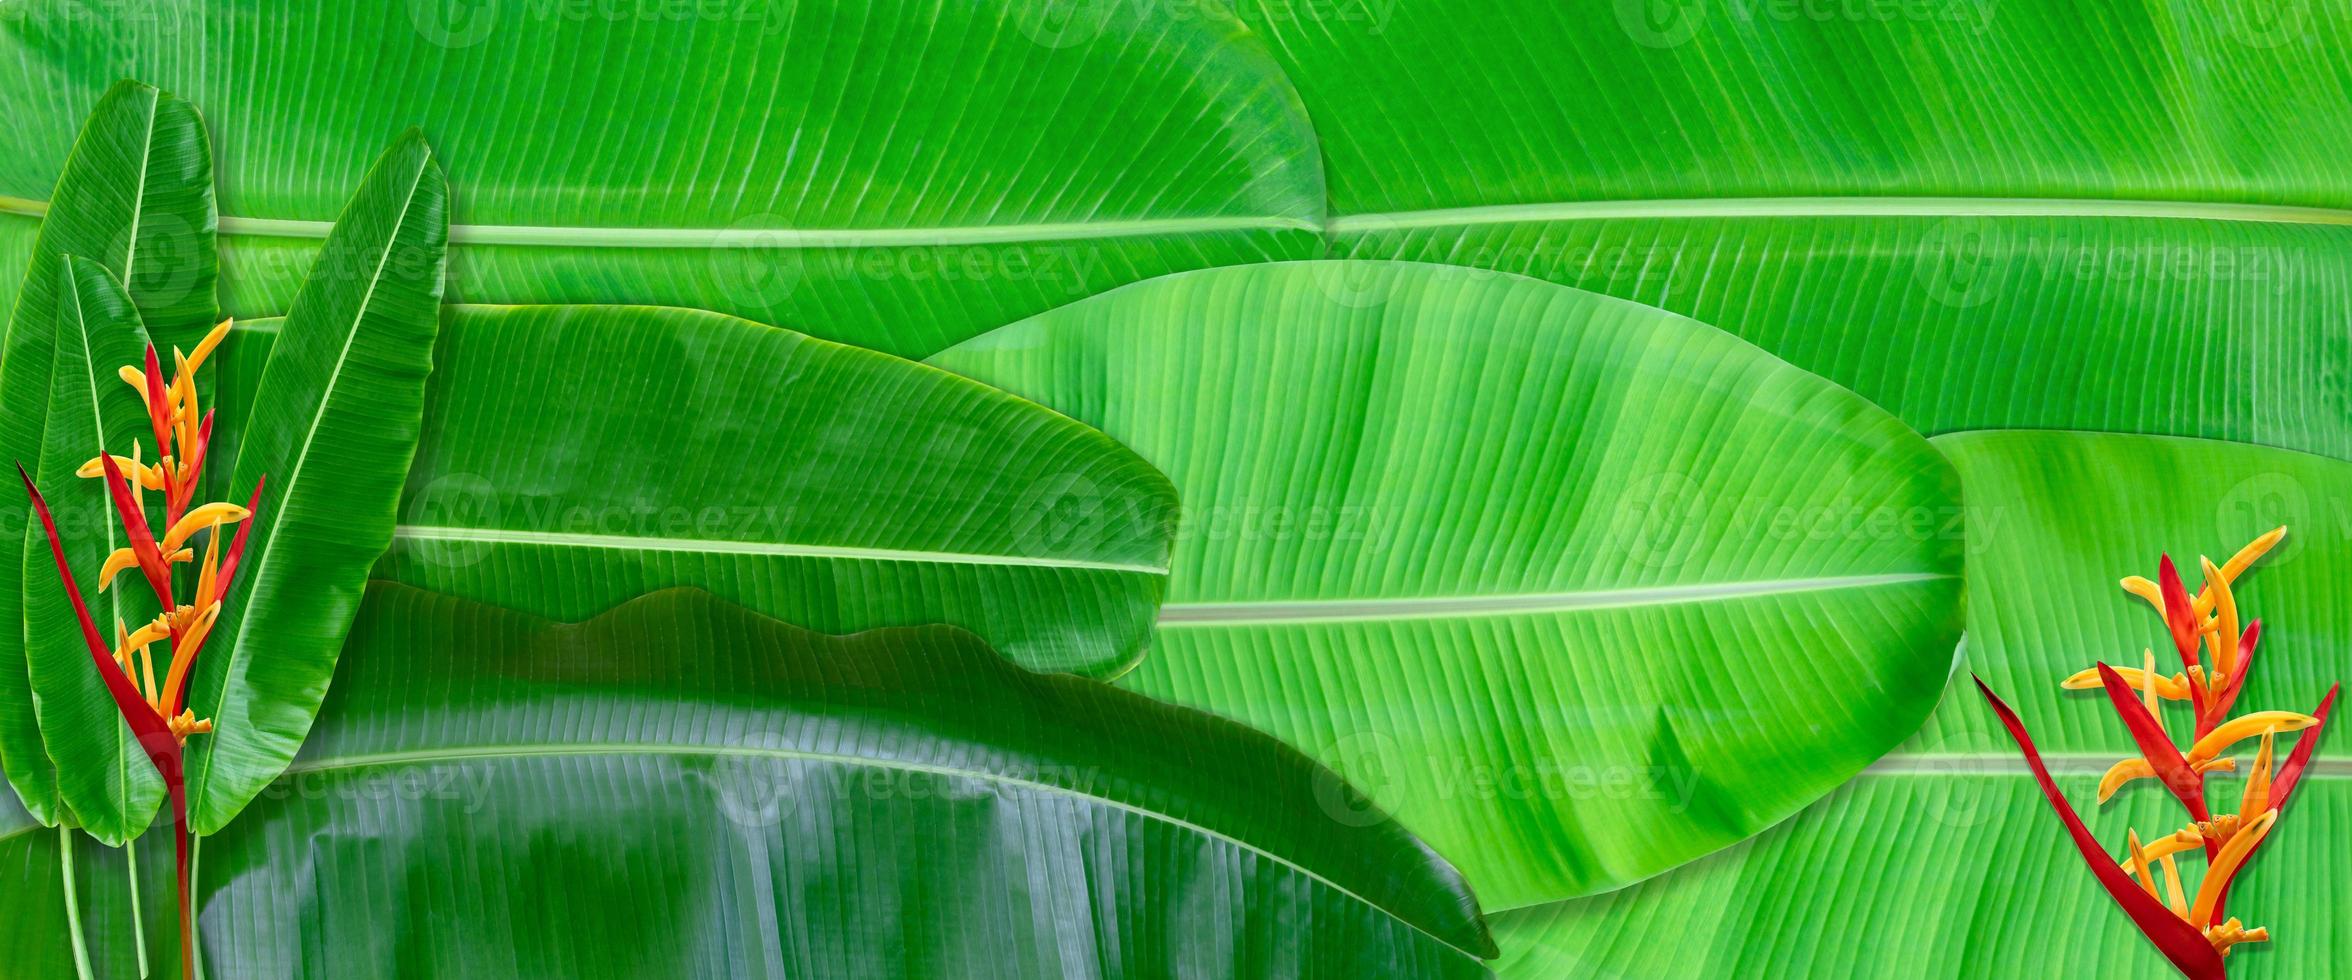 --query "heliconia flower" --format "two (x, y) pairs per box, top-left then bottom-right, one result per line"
(1975, 676), (2227, 979)
(17, 316), (256, 980)
(2009, 528), (2336, 974)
